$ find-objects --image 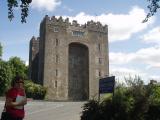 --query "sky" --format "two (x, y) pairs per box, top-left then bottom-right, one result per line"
(0, 0), (160, 83)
